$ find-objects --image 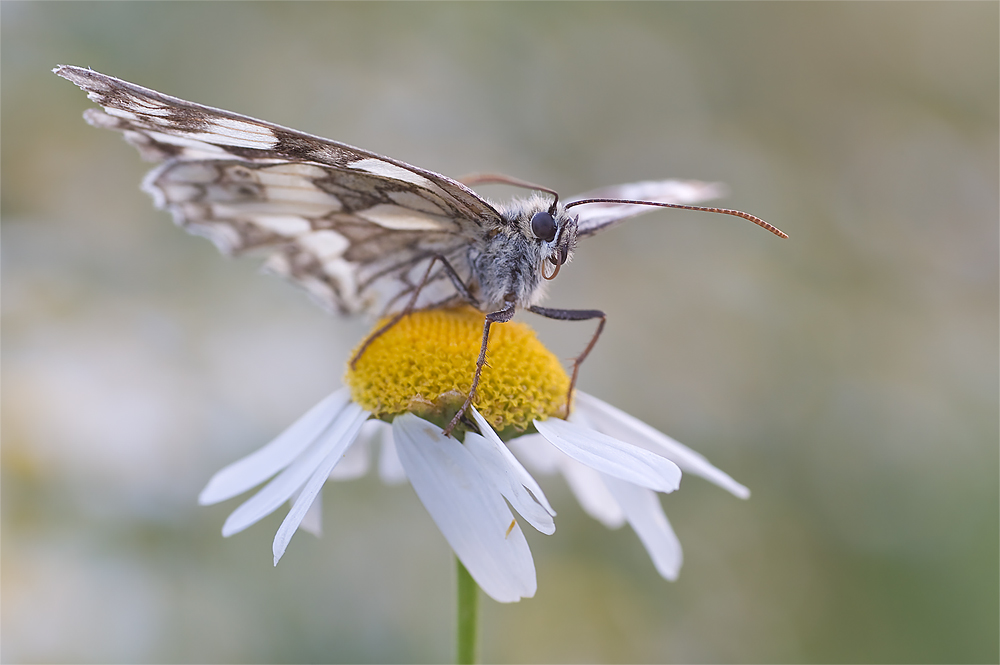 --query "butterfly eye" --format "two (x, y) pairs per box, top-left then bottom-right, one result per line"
(530, 211), (557, 242)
